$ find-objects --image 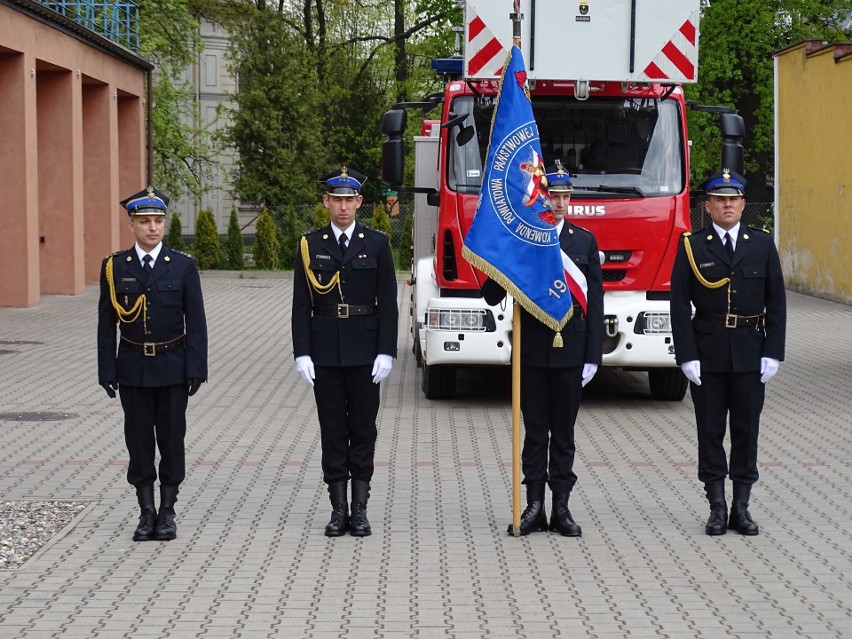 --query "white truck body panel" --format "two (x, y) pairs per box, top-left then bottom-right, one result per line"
(422, 295), (513, 367)
(600, 291), (679, 368)
(464, 0), (700, 83)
